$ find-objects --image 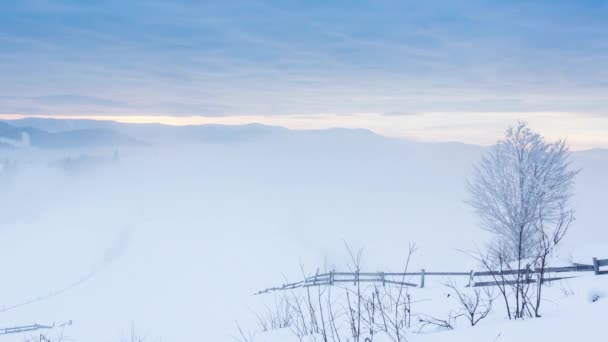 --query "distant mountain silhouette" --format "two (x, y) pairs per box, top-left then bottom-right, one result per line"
(5, 118), (384, 145)
(0, 121), (141, 149)
(5, 118), (606, 155)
